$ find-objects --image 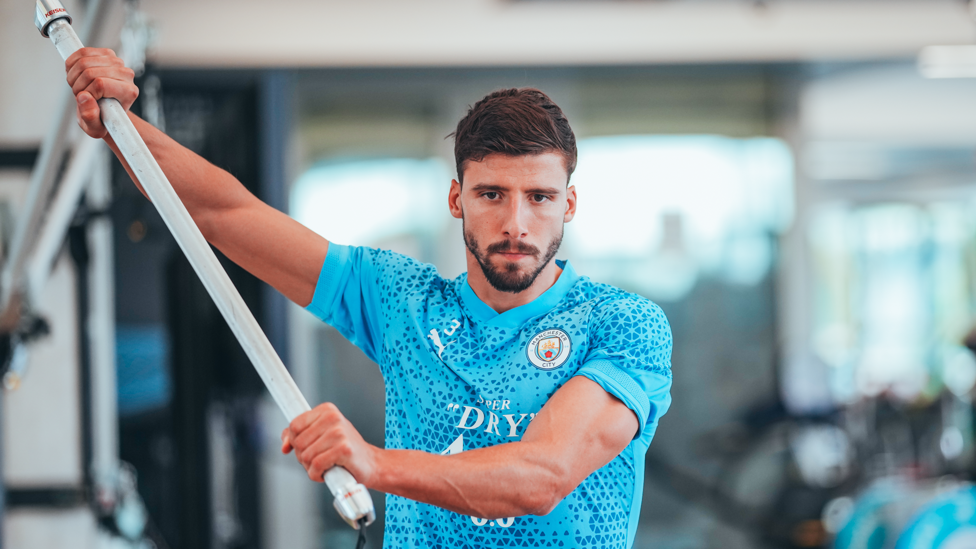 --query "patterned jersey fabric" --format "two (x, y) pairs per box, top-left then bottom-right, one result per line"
(306, 244), (673, 548)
